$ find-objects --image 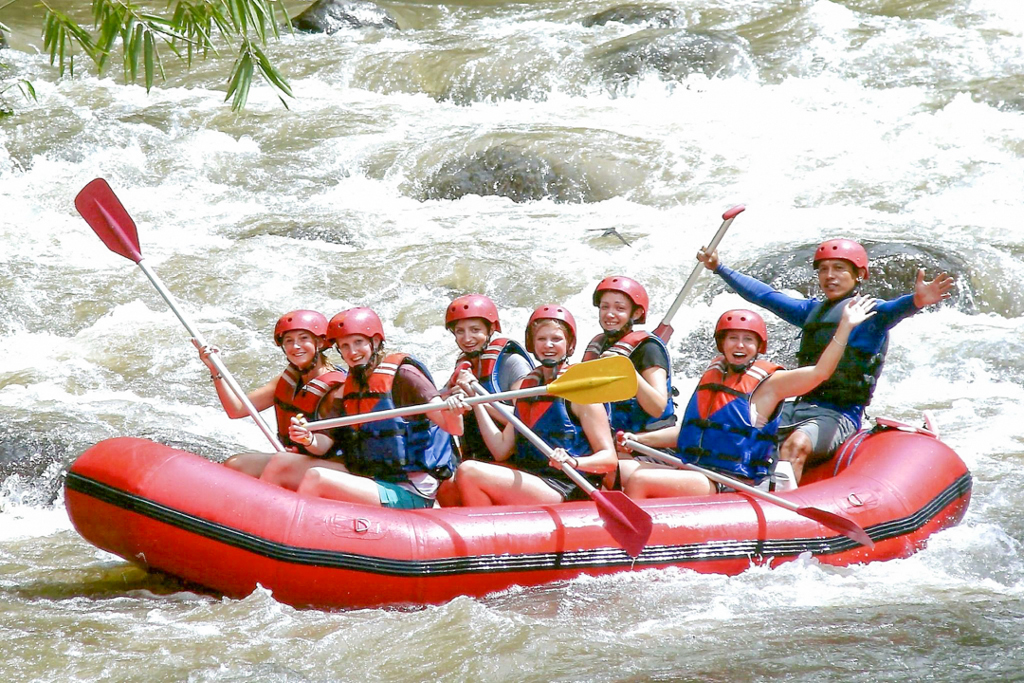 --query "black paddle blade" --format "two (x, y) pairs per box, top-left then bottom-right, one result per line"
(798, 506), (874, 548)
(593, 490), (653, 558)
(75, 178), (142, 263)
